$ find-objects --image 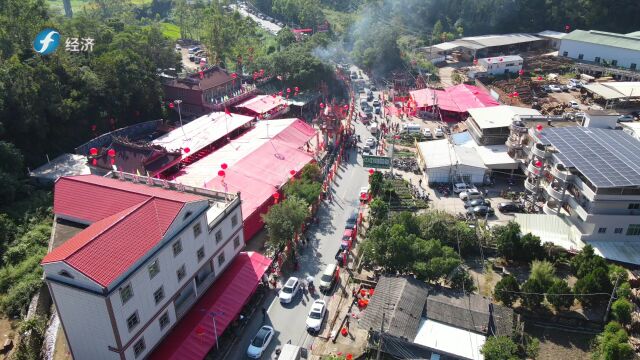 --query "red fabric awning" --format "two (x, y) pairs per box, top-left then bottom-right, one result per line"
(149, 252), (272, 360)
(410, 84), (499, 114)
(235, 95), (286, 115)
